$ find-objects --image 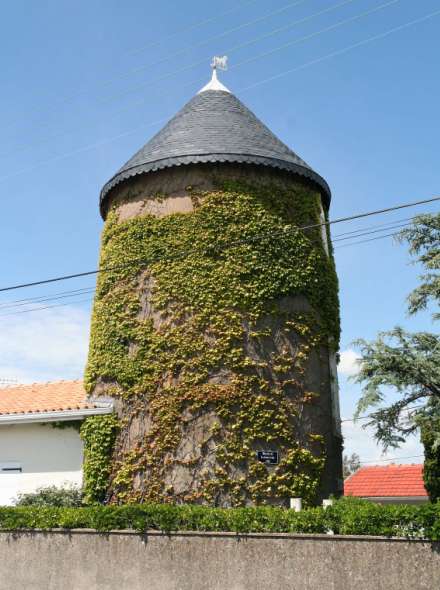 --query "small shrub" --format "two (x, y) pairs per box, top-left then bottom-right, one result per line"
(14, 485), (83, 508)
